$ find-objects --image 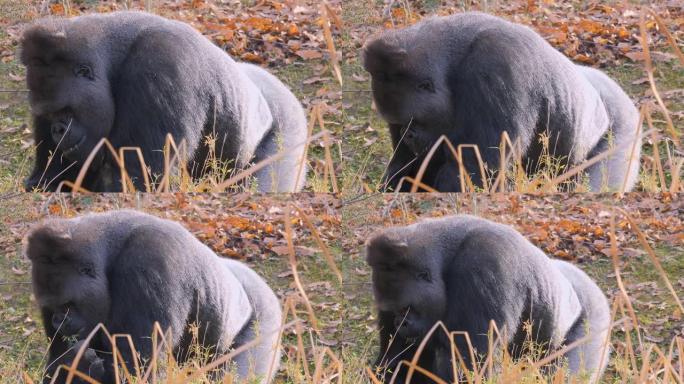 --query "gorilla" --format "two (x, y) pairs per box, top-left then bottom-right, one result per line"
(366, 215), (610, 383)
(25, 210), (282, 383)
(20, 11), (307, 192)
(362, 12), (640, 192)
